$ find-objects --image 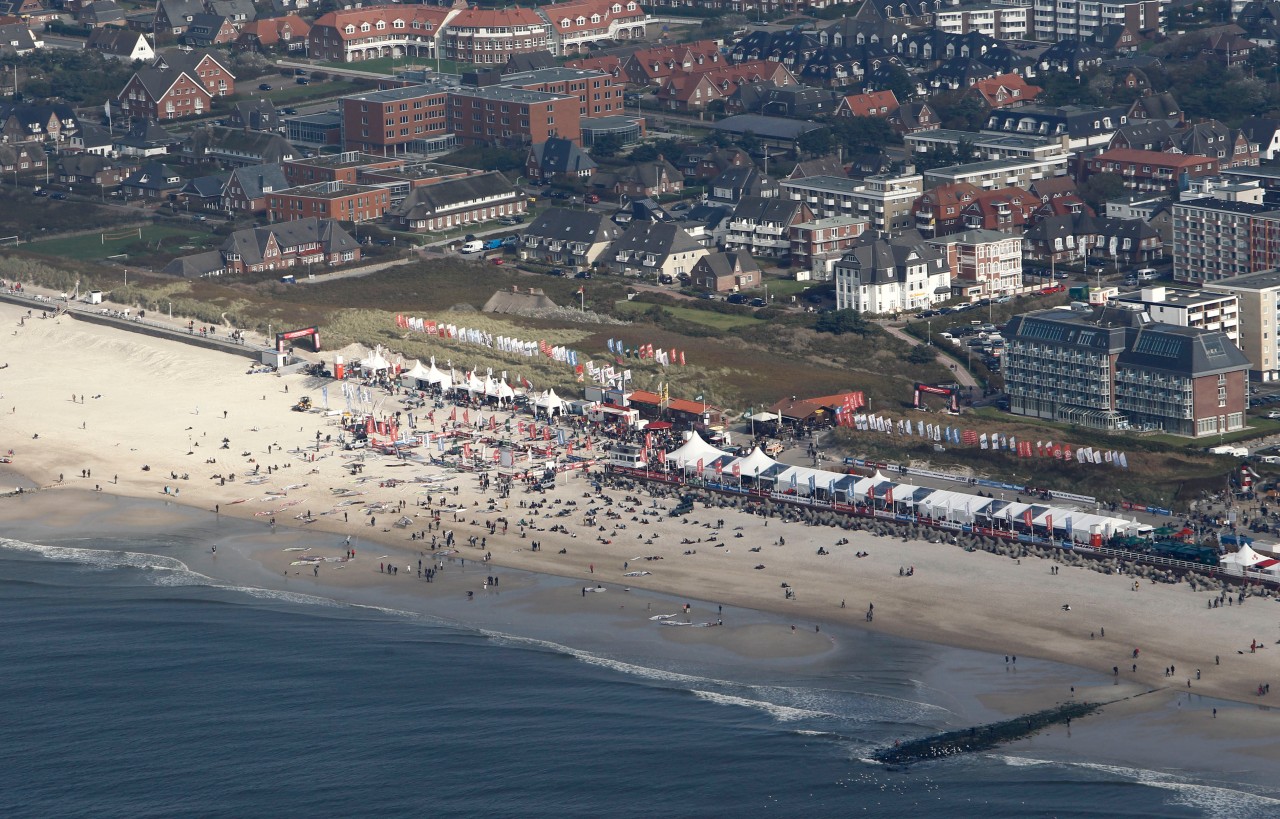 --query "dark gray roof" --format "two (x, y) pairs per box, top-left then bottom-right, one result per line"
(1119, 324), (1252, 377)
(608, 221), (702, 258)
(529, 137), (596, 176)
(119, 118), (176, 148)
(208, 0), (255, 20)
(164, 250), (224, 278)
(505, 51), (555, 74)
(390, 172), (514, 219)
(87, 26), (145, 54)
(181, 172), (230, 198)
(523, 207), (621, 246)
(835, 235), (945, 286)
(985, 104), (1130, 138)
(730, 195), (802, 226)
(228, 163), (288, 200)
(711, 114), (825, 141)
(122, 161), (182, 191)
(230, 99), (282, 132)
(1111, 119), (1174, 150)
(0, 103), (79, 137)
(220, 218), (356, 267)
